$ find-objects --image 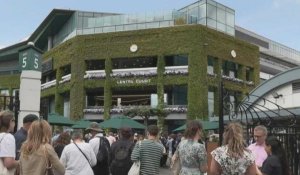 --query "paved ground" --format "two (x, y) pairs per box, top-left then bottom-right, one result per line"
(159, 167), (173, 175)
